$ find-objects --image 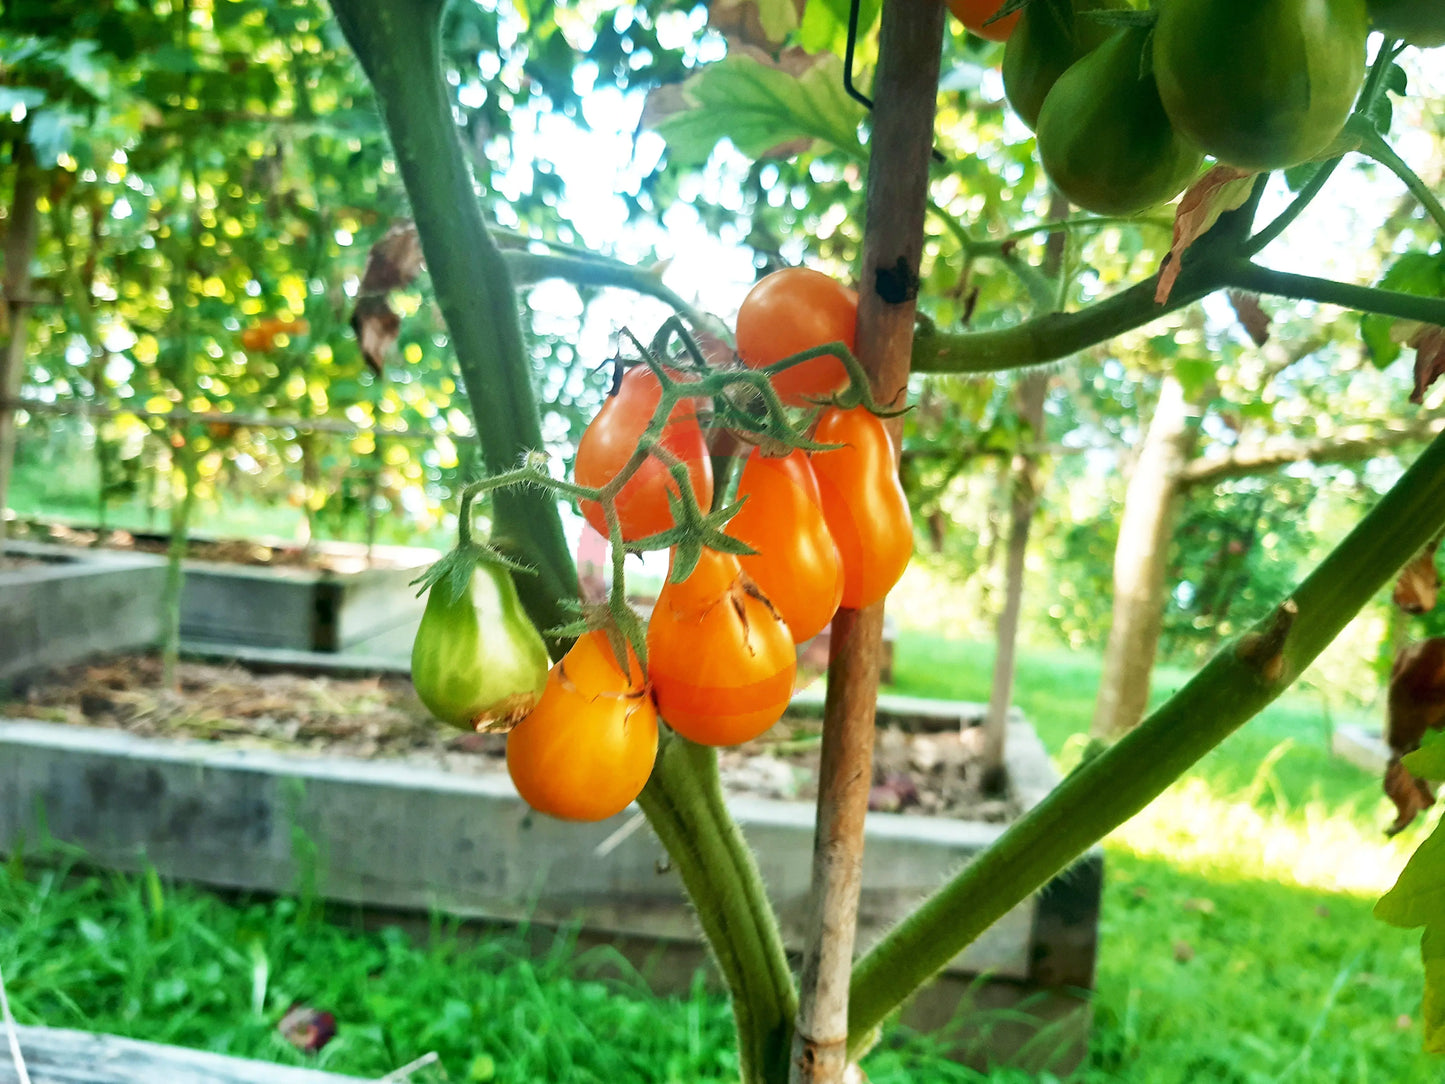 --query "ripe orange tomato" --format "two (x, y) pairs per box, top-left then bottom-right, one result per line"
(575, 366), (713, 542)
(646, 548), (796, 746)
(809, 407), (913, 610)
(240, 317), (308, 353)
(506, 630), (658, 822)
(726, 448), (843, 644)
(734, 267), (858, 408)
(948, 0), (1020, 41)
